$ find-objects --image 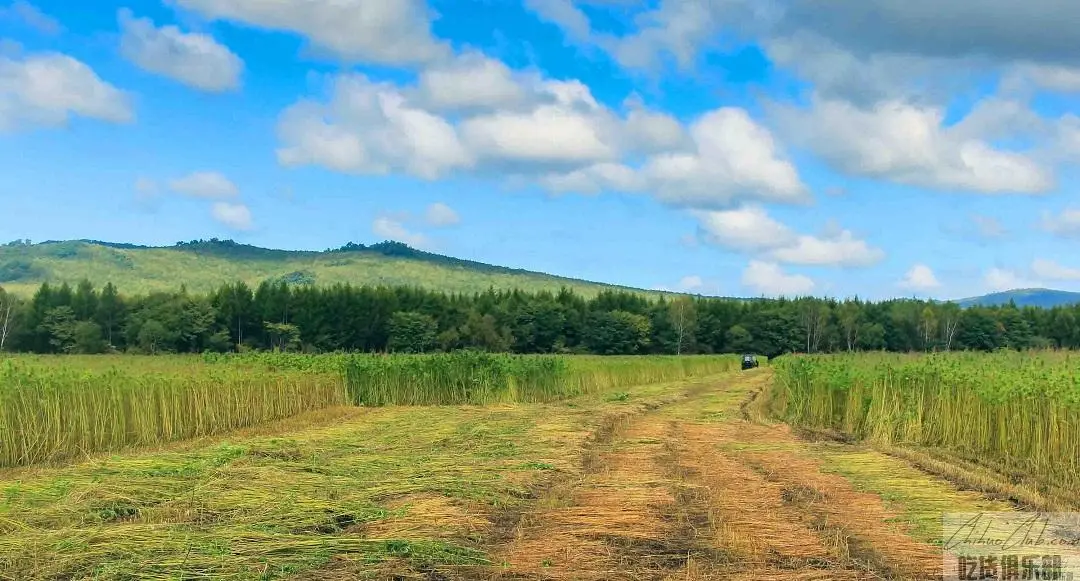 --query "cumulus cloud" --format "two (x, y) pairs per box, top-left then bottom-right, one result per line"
(641, 108), (808, 208)
(276, 58), (806, 209)
(773, 97), (1053, 194)
(119, 9), (243, 92)
(676, 275), (705, 291)
(899, 264), (941, 291)
(769, 231), (885, 267)
(982, 267), (1040, 292)
(983, 269), (1016, 292)
(413, 50), (530, 113)
(168, 171), (239, 199)
(372, 215), (429, 248)
(601, 0), (774, 72)
(0, 52), (133, 131)
(277, 74), (472, 180)
(424, 202), (459, 227)
(623, 98), (687, 153)
(538, 162), (643, 194)
(525, 0), (593, 43)
(741, 260), (815, 297)
(693, 205), (794, 251)
(1005, 64), (1080, 94)
(1032, 258), (1080, 281)
(173, 0), (449, 65)
(211, 201), (253, 231)
(0, 1), (60, 35)
(1040, 208), (1080, 238)
(460, 98), (617, 168)
(694, 205), (883, 267)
